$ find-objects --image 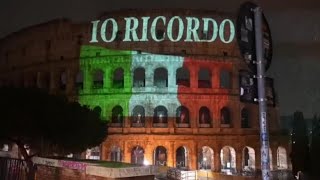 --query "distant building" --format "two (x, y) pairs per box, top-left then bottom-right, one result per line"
(0, 9), (290, 173)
